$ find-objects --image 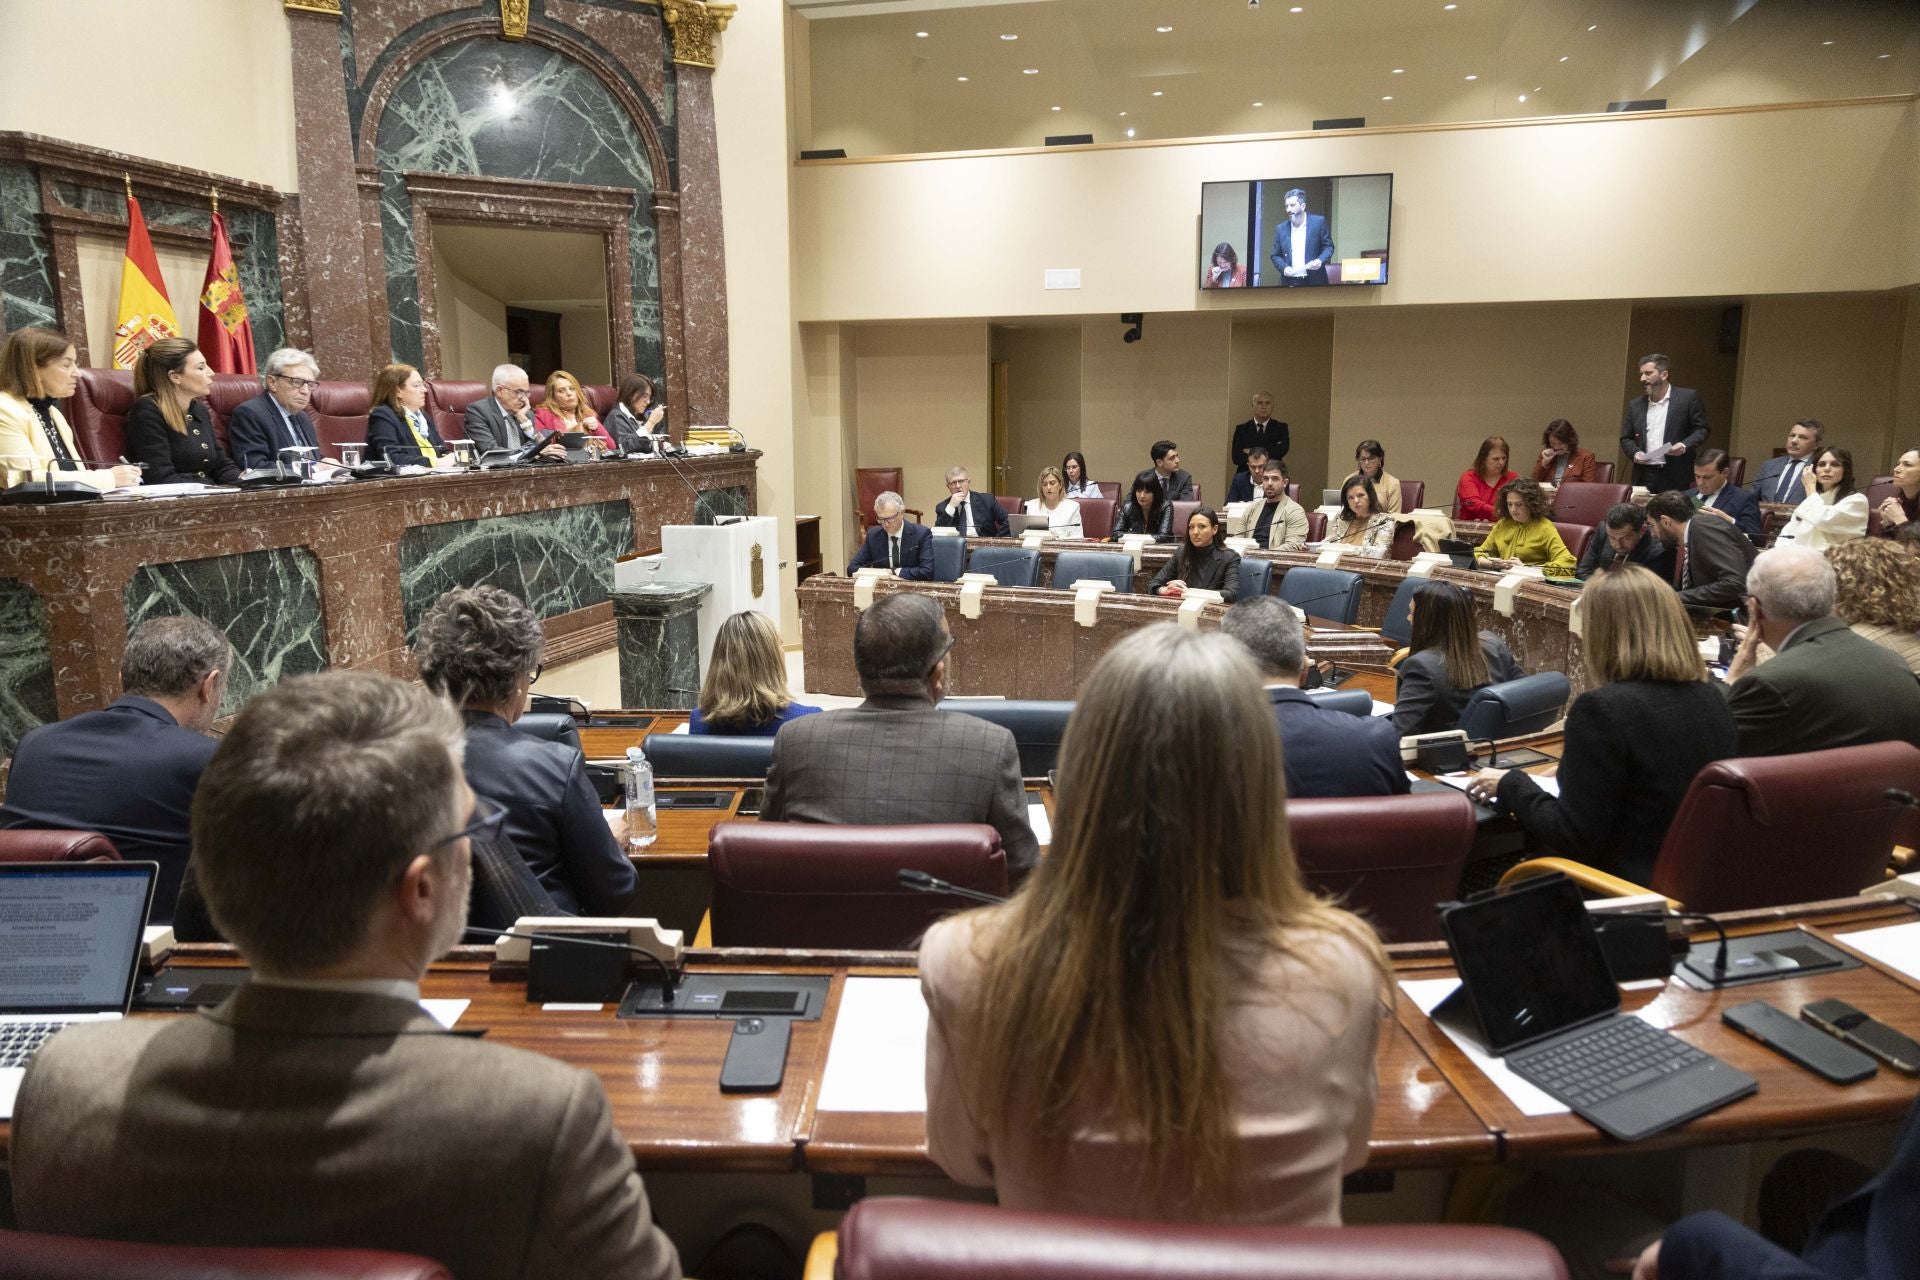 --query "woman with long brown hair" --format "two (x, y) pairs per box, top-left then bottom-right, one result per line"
(921, 625), (1390, 1223)
(125, 337), (240, 484)
(1391, 581), (1524, 735)
(364, 362), (447, 467)
(1453, 434), (1515, 521)
(0, 327), (139, 489)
